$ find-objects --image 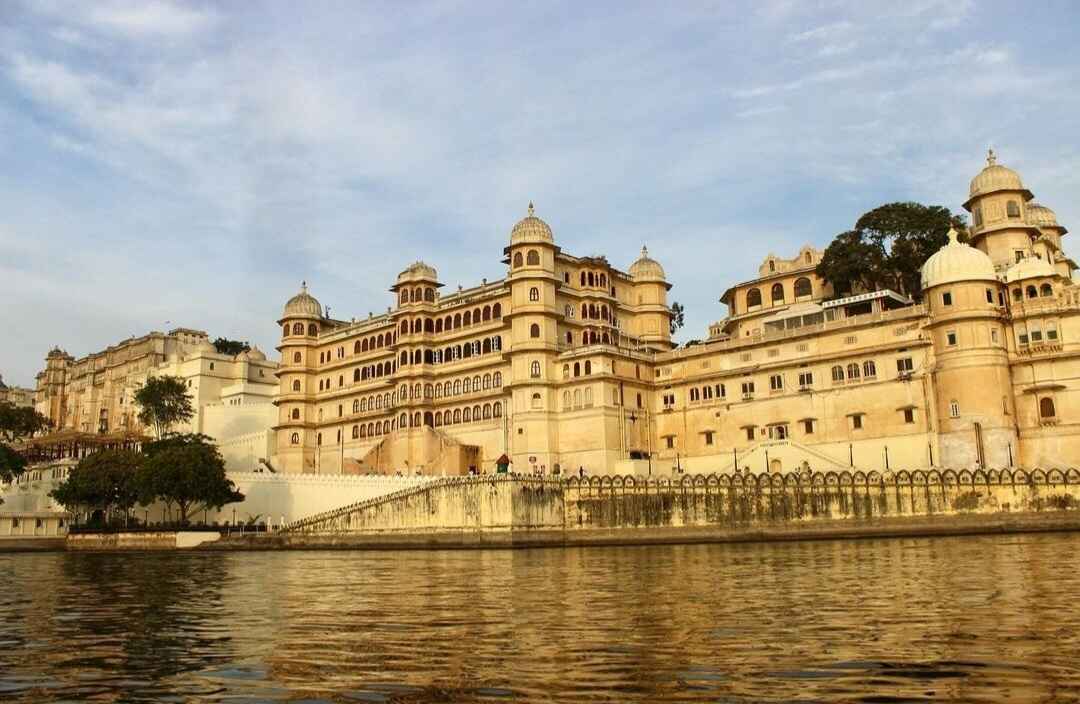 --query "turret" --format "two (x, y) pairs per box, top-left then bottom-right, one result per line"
(275, 282), (323, 473)
(921, 228), (1016, 467)
(628, 245), (674, 350)
(963, 149), (1040, 270)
